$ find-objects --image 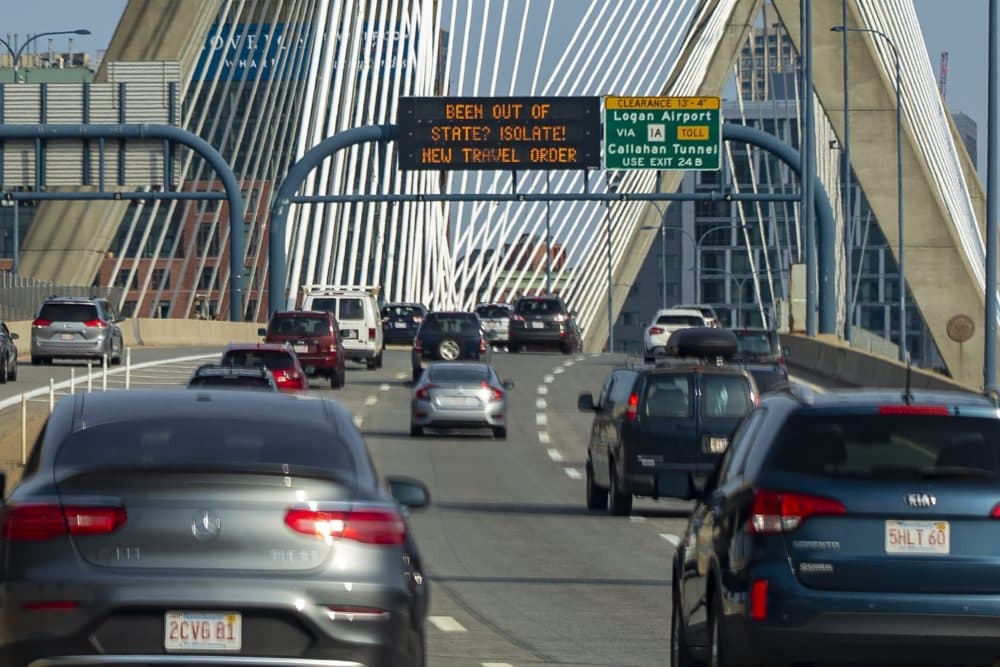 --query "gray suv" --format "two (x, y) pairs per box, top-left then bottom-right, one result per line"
(31, 296), (124, 365)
